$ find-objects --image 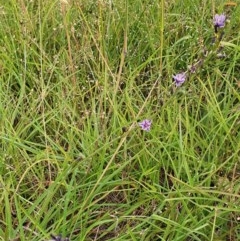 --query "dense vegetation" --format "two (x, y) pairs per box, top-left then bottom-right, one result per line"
(1, 1), (240, 240)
